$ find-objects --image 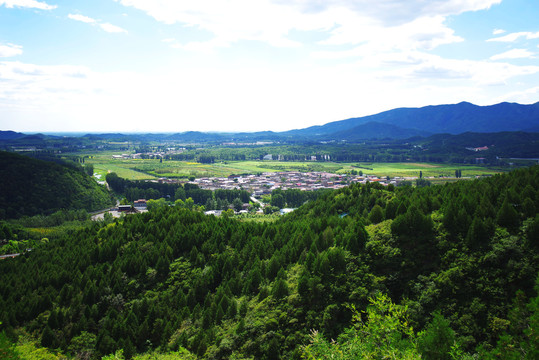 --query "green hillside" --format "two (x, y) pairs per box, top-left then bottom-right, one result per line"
(0, 167), (537, 359)
(0, 151), (112, 219)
